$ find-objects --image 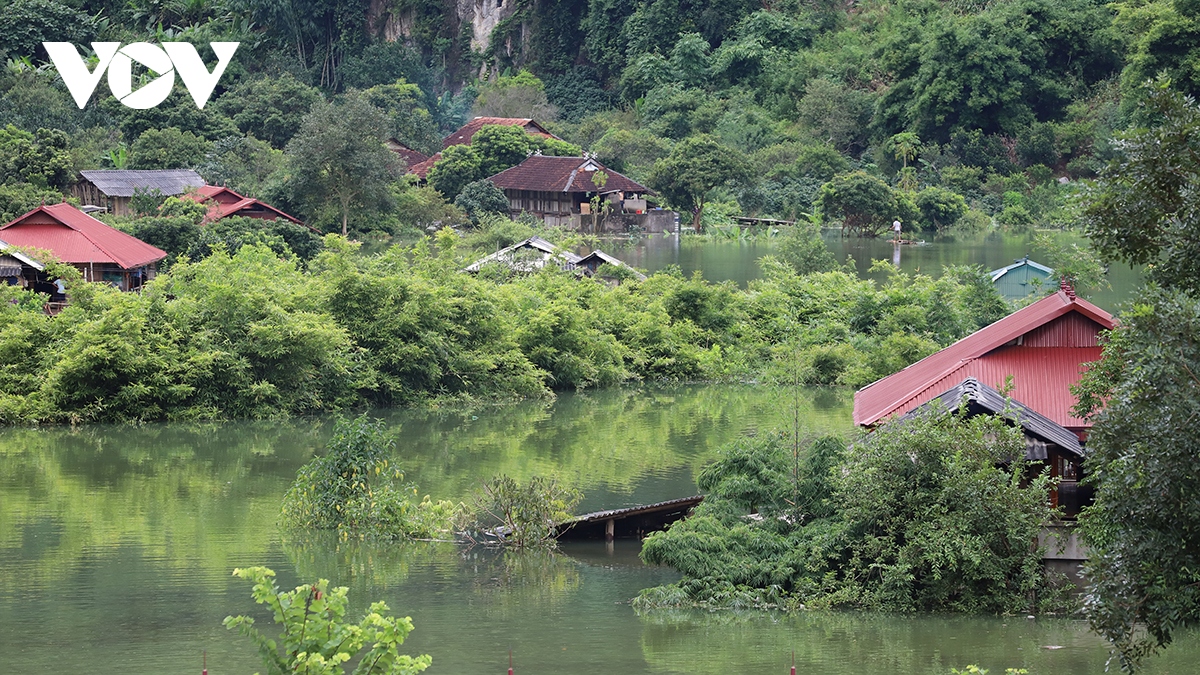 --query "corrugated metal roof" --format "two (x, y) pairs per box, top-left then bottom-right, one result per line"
(0, 240), (45, 271)
(79, 169), (205, 197)
(386, 139), (431, 168)
(487, 156), (649, 194)
(183, 185), (309, 229)
(463, 236), (583, 273)
(442, 117), (557, 149)
(905, 377), (1083, 456)
(0, 203), (166, 268)
(854, 290), (1115, 428)
(989, 256), (1054, 282)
